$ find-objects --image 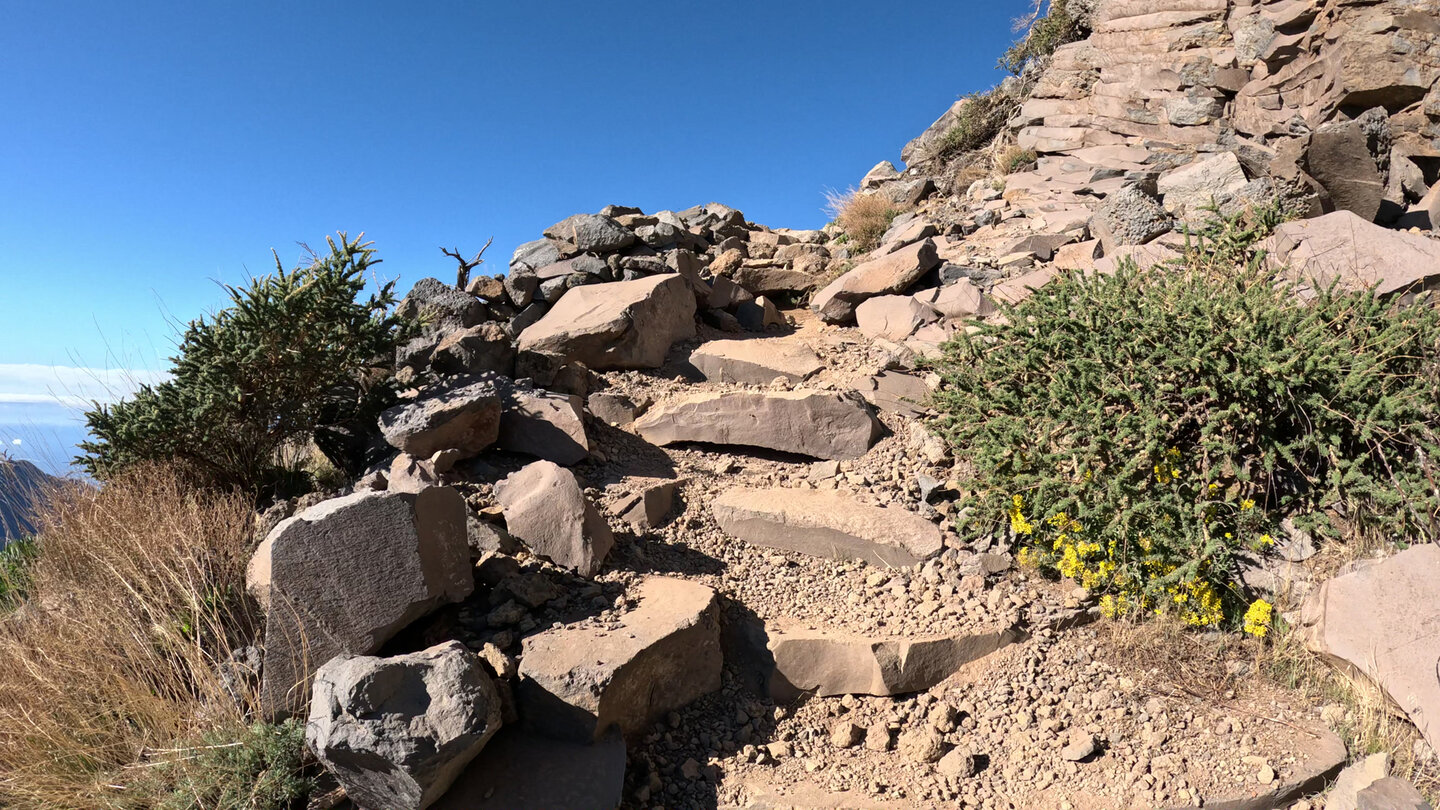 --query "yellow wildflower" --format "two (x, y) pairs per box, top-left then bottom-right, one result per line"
(1243, 599), (1273, 638)
(1008, 494), (1034, 535)
(1240, 498), (1255, 511)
